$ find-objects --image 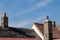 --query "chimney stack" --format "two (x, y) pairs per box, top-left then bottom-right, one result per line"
(44, 15), (53, 40)
(1, 12), (8, 29)
(52, 21), (56, 27)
